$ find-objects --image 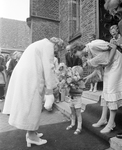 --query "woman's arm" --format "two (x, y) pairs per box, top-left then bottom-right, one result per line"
(83, 69), (98, 84)
(107, 44), (116, 65)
